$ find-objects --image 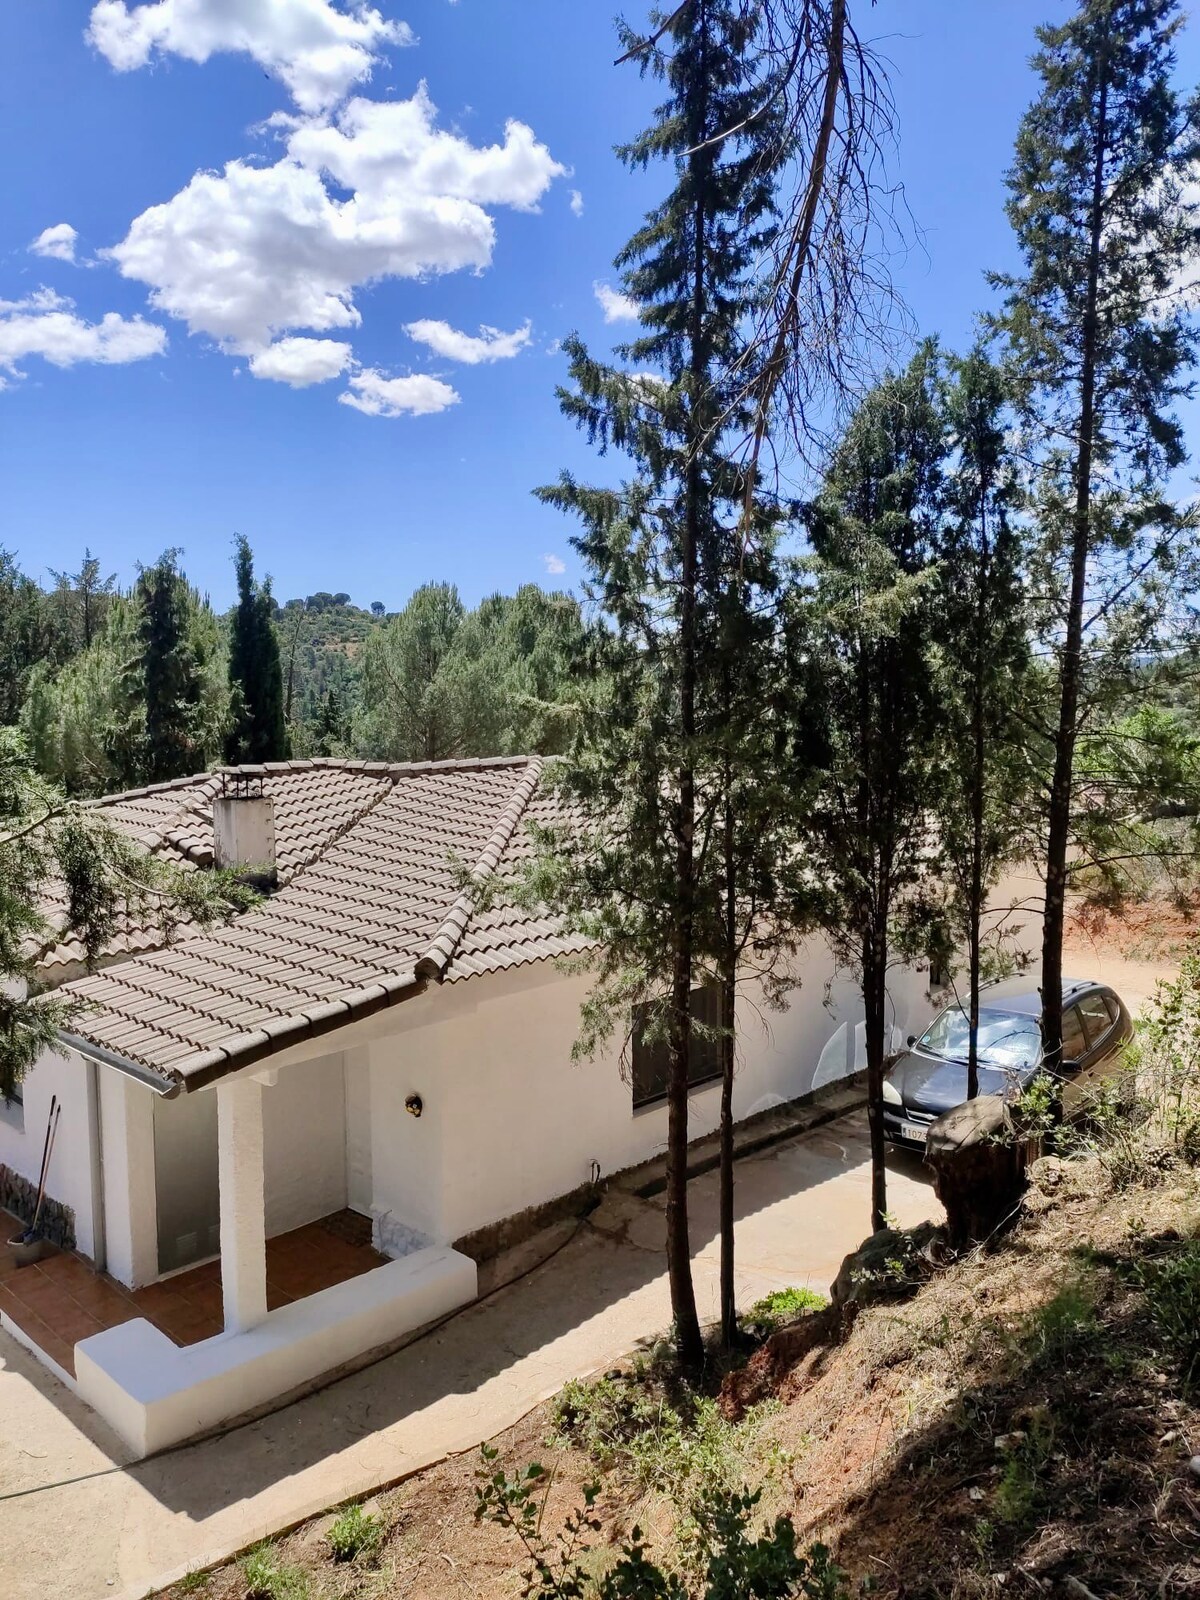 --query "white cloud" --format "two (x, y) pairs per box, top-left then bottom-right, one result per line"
(287, 90), (563, 212)
(569, 189), (583, 218)
(404, 317), (531, 364)
(86, 0), (411, 114)
(30, 223), (79, 263)
(0, 291), (166, 384)
(248, 335), (353, 386)
(0, 288), (71, 314)
(543, 553), (566, 576)
(594, 280), (639, 323)
(108, 84), (565, 353)
(339, 367), (458, 417)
